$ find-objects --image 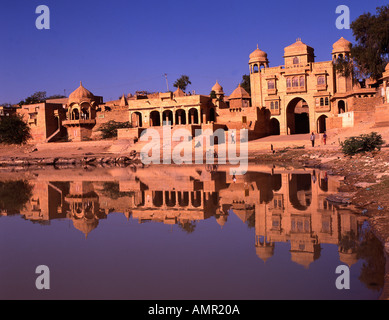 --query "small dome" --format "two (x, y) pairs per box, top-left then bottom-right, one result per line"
(212, 80), (224, 94)
(68, 81), (94, 104)
(284, 38), (314, 57)
(249, 44), (268, 63)
(228, 84), (250, 100)
(332, 37), (351, 54)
